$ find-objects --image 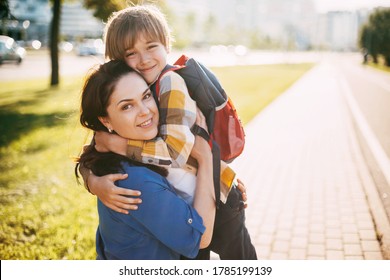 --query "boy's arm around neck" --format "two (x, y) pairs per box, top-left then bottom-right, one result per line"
(126, 71), (197, 168)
